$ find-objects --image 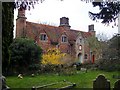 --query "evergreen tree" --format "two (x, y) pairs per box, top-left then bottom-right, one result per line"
(2, 2), (14, 75)
(9, 38), (42, 74)
(88, 1), (120, 25)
